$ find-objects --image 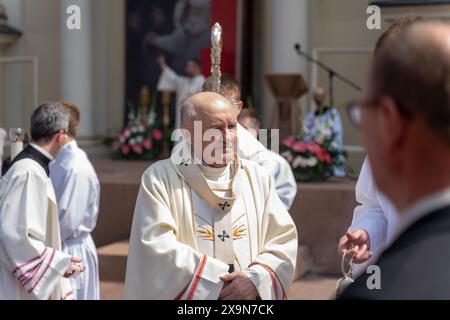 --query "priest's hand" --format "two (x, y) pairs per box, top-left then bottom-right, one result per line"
(219, 272), (259, 300)
(338, 230), (372, 264)
(64, 258), (85, 278)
